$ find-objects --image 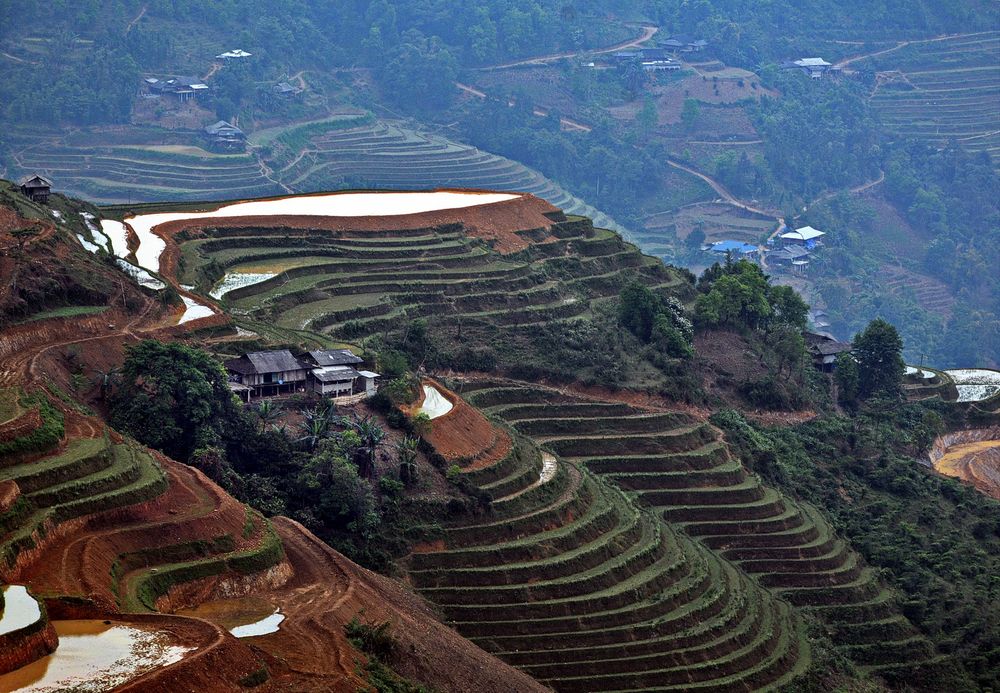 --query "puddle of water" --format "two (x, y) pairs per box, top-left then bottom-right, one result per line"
(539, 453), (558, 485)
(0, 620), (190, 693)
(116, 260), (166, 290)
(419, 385), (453, 419)
(76, 234), (102, 254)
(177, 296), (214, 324)
(121, 191), (518, 273)
(0, 586), (41, 636)
(210, 272), (276, 300)
(177, 597), (283, 638)
(99, 220), (131, 260)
